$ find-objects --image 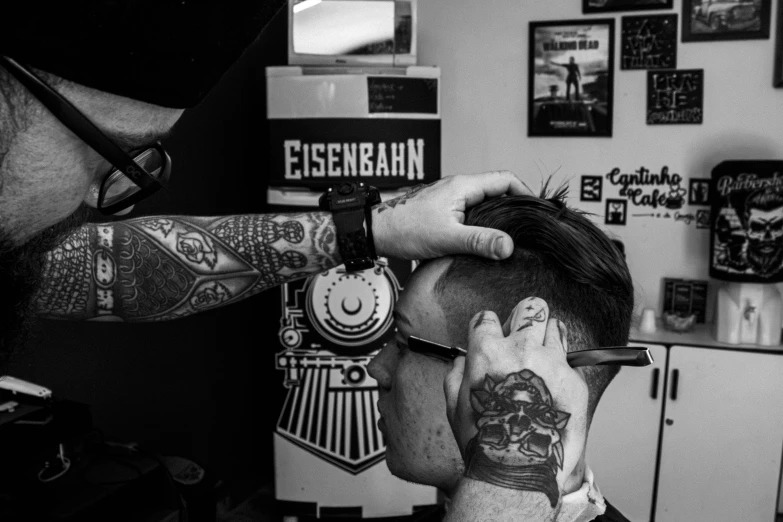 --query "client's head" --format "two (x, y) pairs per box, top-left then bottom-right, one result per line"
(367, 185), (634, 494)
